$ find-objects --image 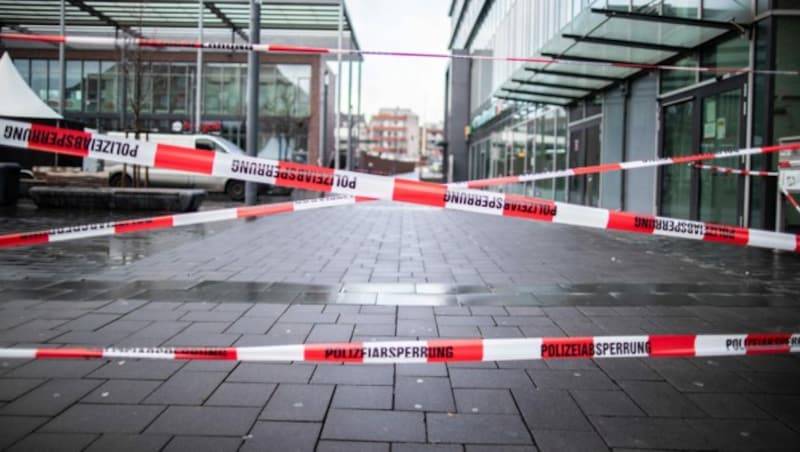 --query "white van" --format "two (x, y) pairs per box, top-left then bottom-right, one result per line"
(105, 133), (270, 200)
